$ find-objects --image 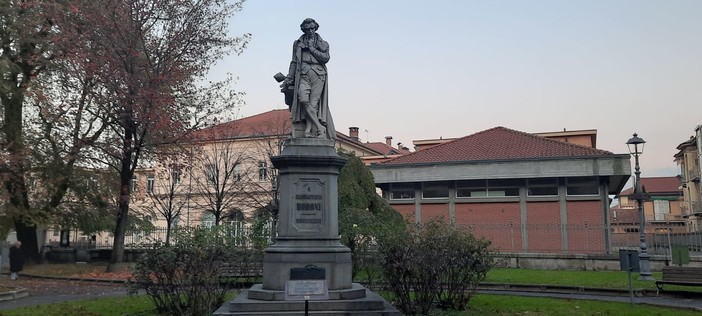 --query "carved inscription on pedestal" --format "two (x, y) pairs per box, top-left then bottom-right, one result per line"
(293, 179), (325, 232)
